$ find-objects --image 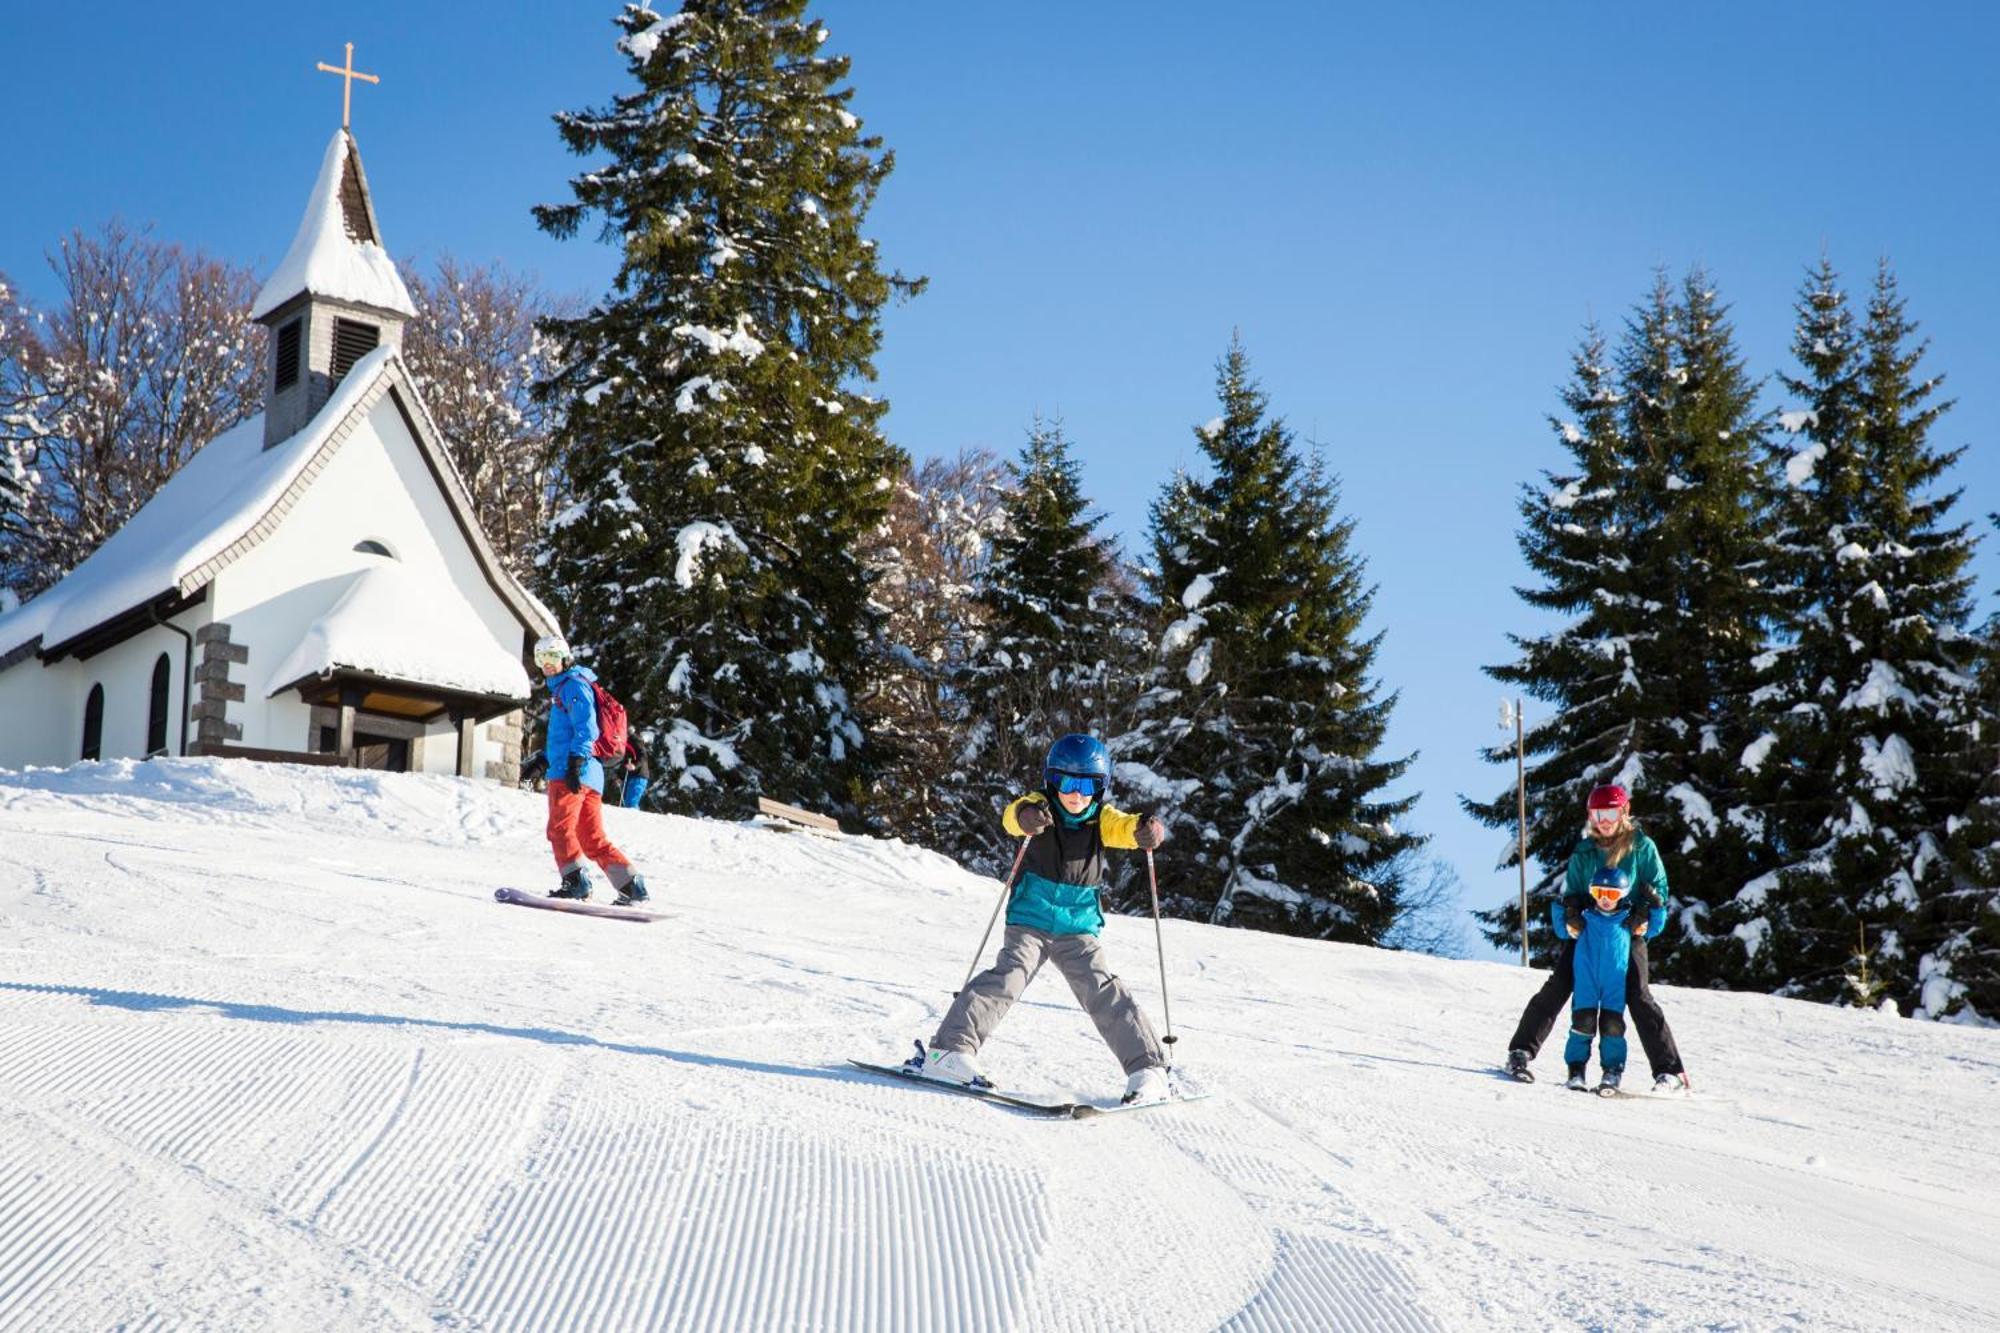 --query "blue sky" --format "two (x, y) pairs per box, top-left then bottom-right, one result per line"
(6, 3), (1998, 954)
